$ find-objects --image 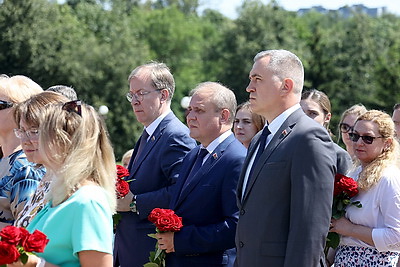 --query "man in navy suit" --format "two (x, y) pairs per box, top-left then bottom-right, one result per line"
(235, 50), (336, 267)
(157, 82), (246, 267)
(114, 62), (196, 267)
